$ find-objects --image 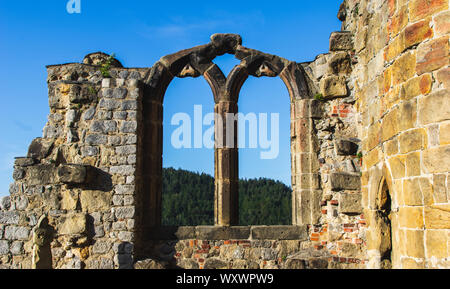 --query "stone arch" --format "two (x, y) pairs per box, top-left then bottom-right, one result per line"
(141, 34), (313, 228)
